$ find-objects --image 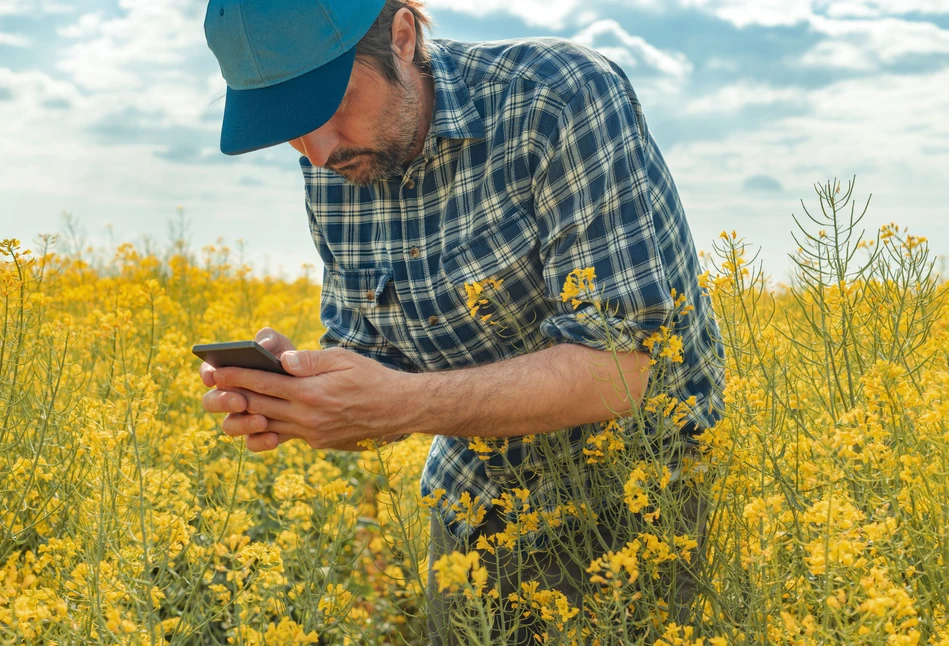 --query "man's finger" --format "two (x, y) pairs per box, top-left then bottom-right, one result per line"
(245, 431), (292, 453)
(240, 389), (305, 425)
(200, 362), (216, 388)
(202, 388), (247, 414)
(222, 411), (269, 437)
(255, 332), (280, 354)
(212, 367), (305, 400)
(255, 327), (296, 356)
